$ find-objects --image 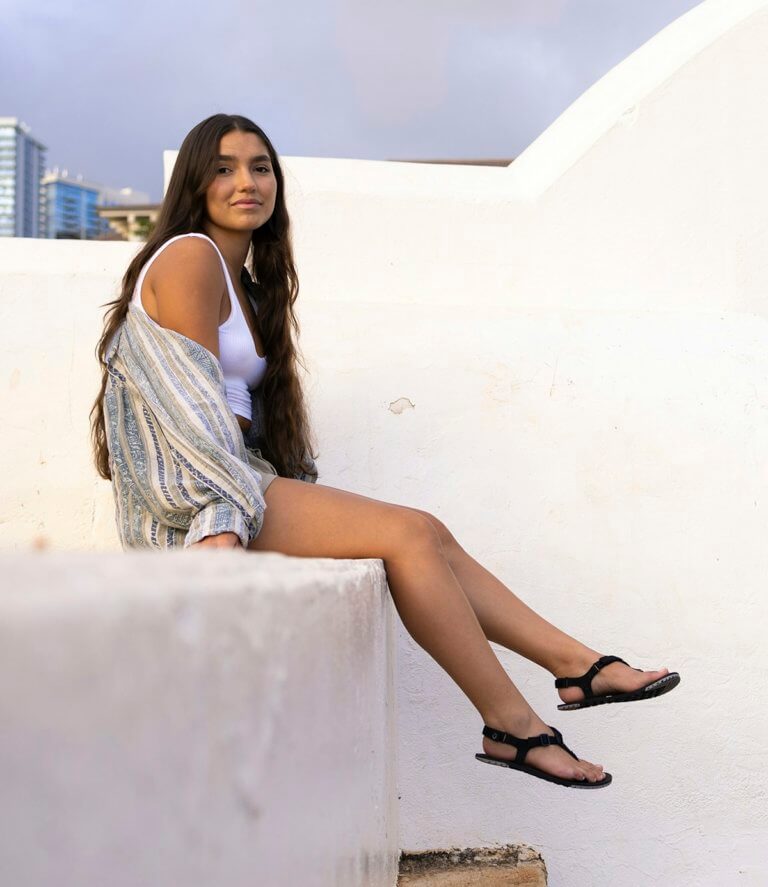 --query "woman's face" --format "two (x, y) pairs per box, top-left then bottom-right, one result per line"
(205, 130), (278, 234)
